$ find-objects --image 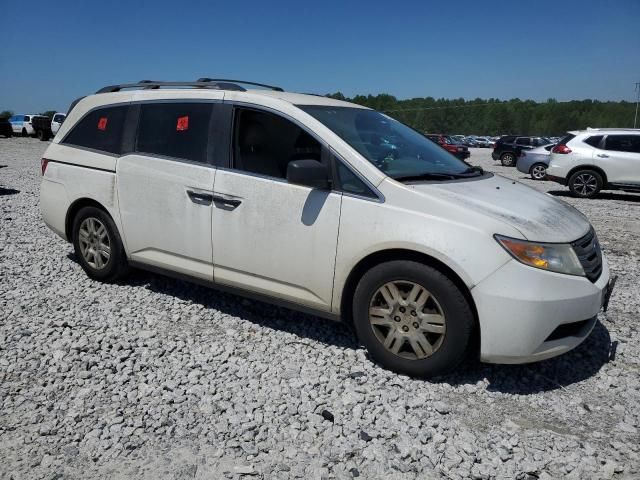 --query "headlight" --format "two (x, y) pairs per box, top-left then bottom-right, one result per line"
(495, 235), (585, 276)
